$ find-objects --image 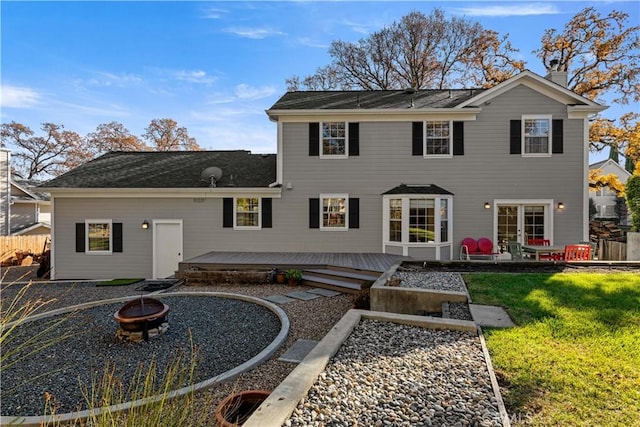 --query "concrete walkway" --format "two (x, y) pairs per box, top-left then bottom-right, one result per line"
(469, 304), (514, 327)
